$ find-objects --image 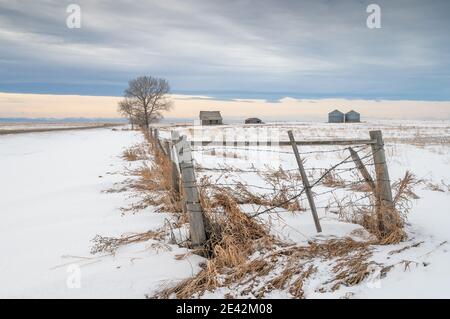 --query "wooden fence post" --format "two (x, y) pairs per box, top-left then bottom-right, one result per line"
(163, 140), (171, 159)
(152, 128), (158, 145)
(369, 130), (394, 233)
(288, 130), (322, 233)
(154, 129), (166, 155)
(154, 128), (159, 148)
(349, 147), (376, 193)
(164, 140), (180, 199)
(172, 131), (206, 247)
(148, 127), (153, 140)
